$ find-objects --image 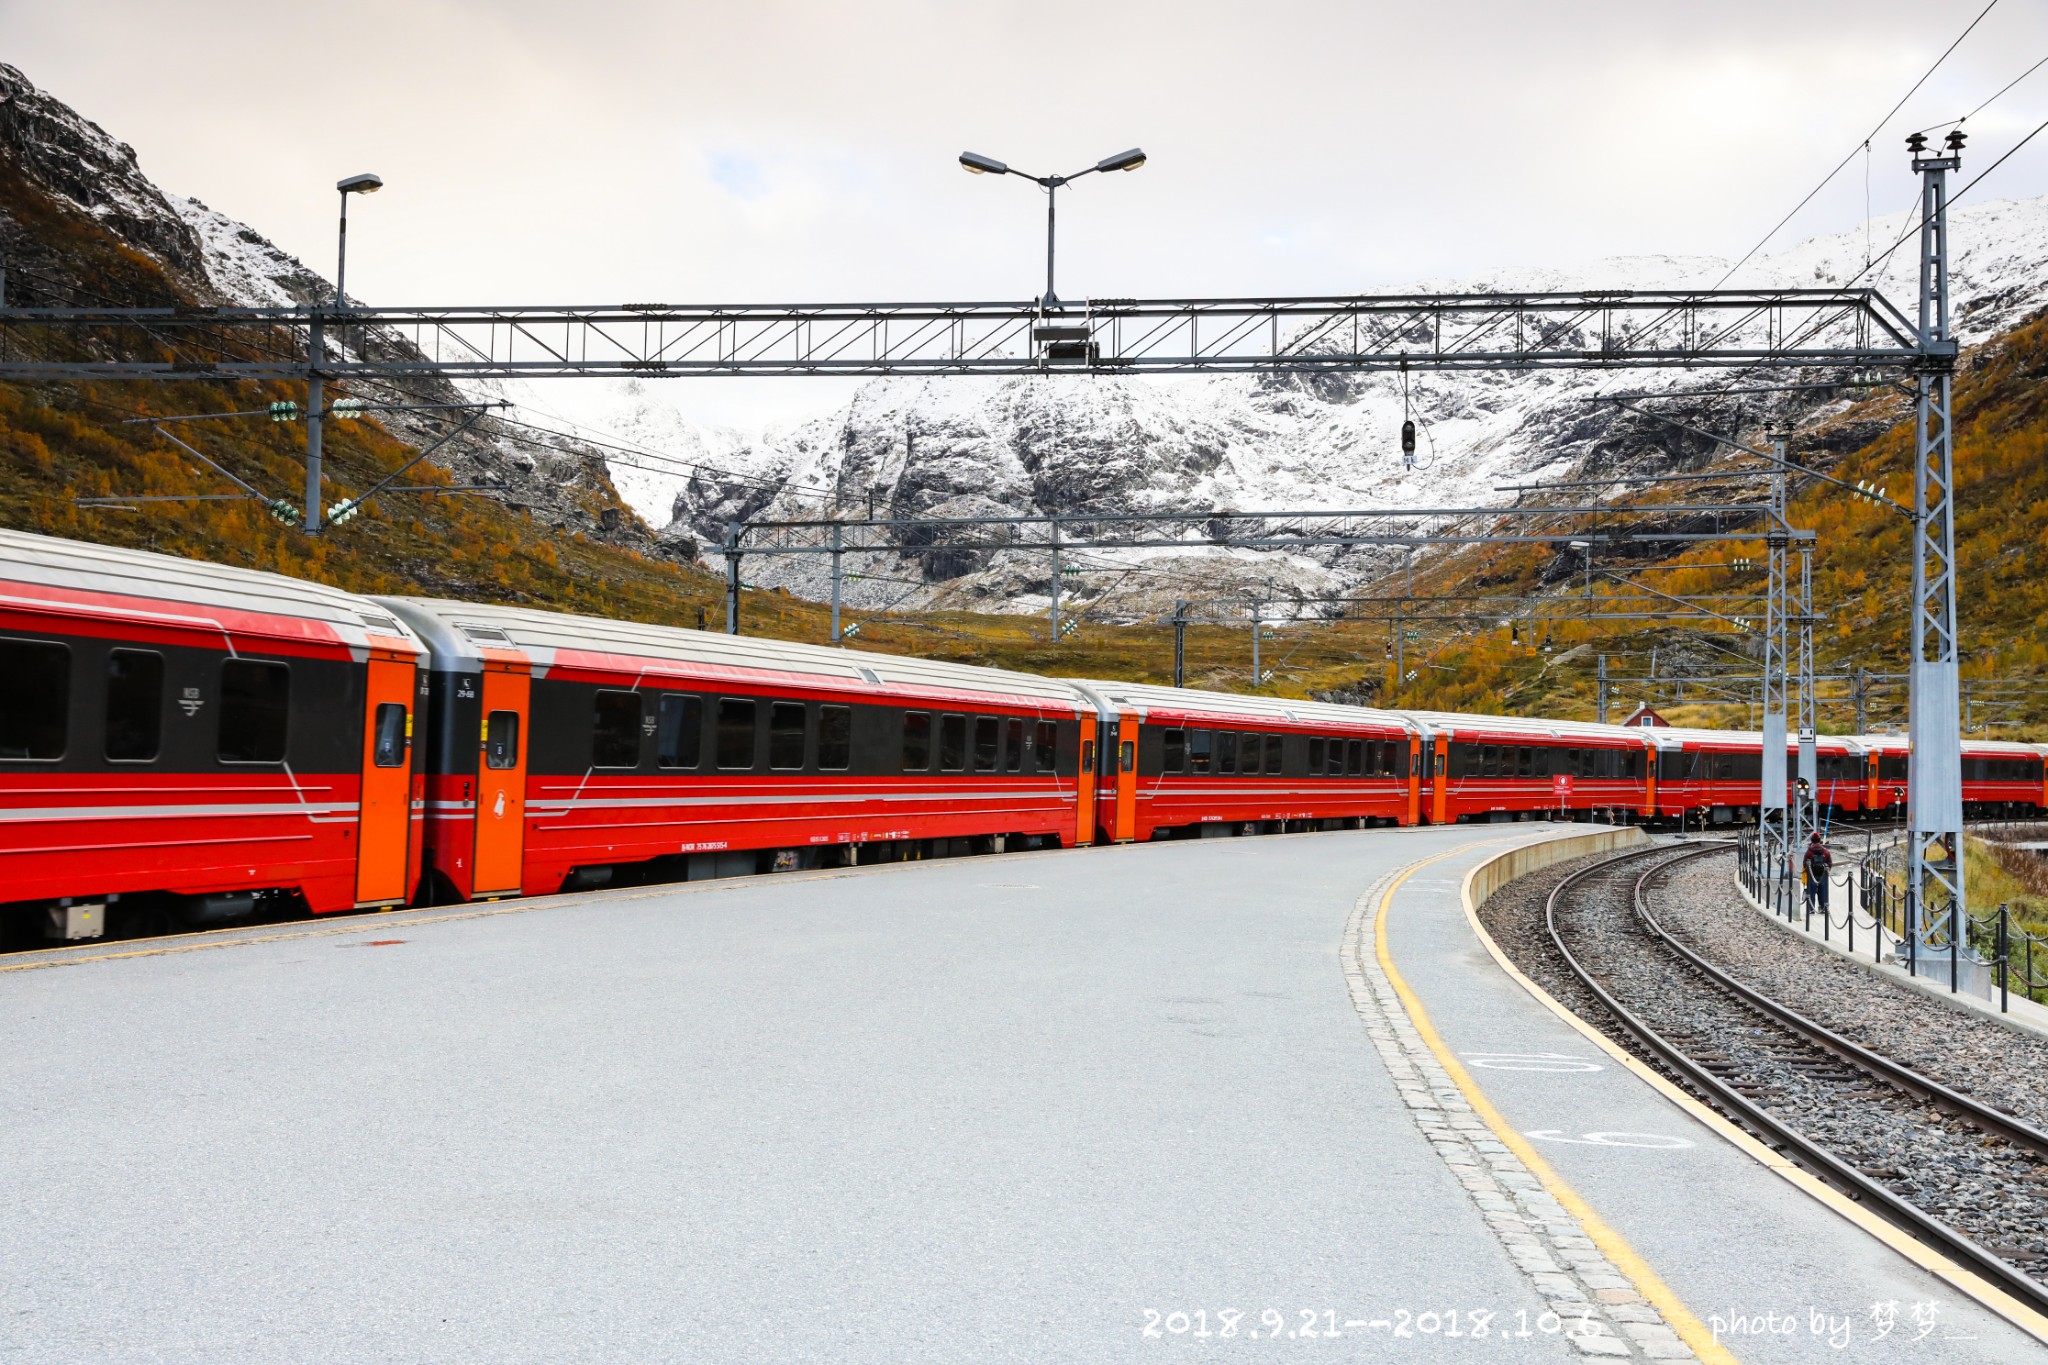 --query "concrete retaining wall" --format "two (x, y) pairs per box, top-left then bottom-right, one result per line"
(1466, 825), (1651, 911)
